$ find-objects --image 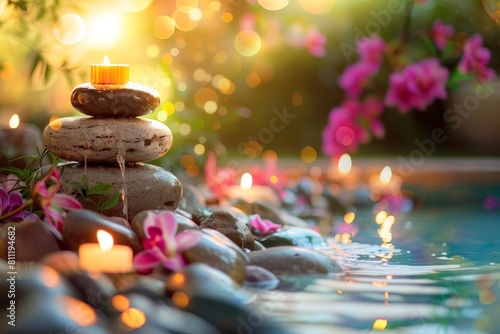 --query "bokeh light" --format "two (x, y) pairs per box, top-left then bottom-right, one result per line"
(298, 0), (334, 14)
(194, 87), (218, 109)
(173, 9), (199, 31)
(176, 0), (198, 12)
(84, 11), (122, 49)
(300, 146), (317, 163)
(257, 0), (289, 11)
(118, 0), (152, 12)
(54, 13), (85, 46)
(234, 30), (262, 57)
(154, 16), (176, 39)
